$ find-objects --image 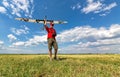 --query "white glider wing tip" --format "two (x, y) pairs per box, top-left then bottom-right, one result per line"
(15, 18), (20, 20)
(64, 21), (68, 23)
